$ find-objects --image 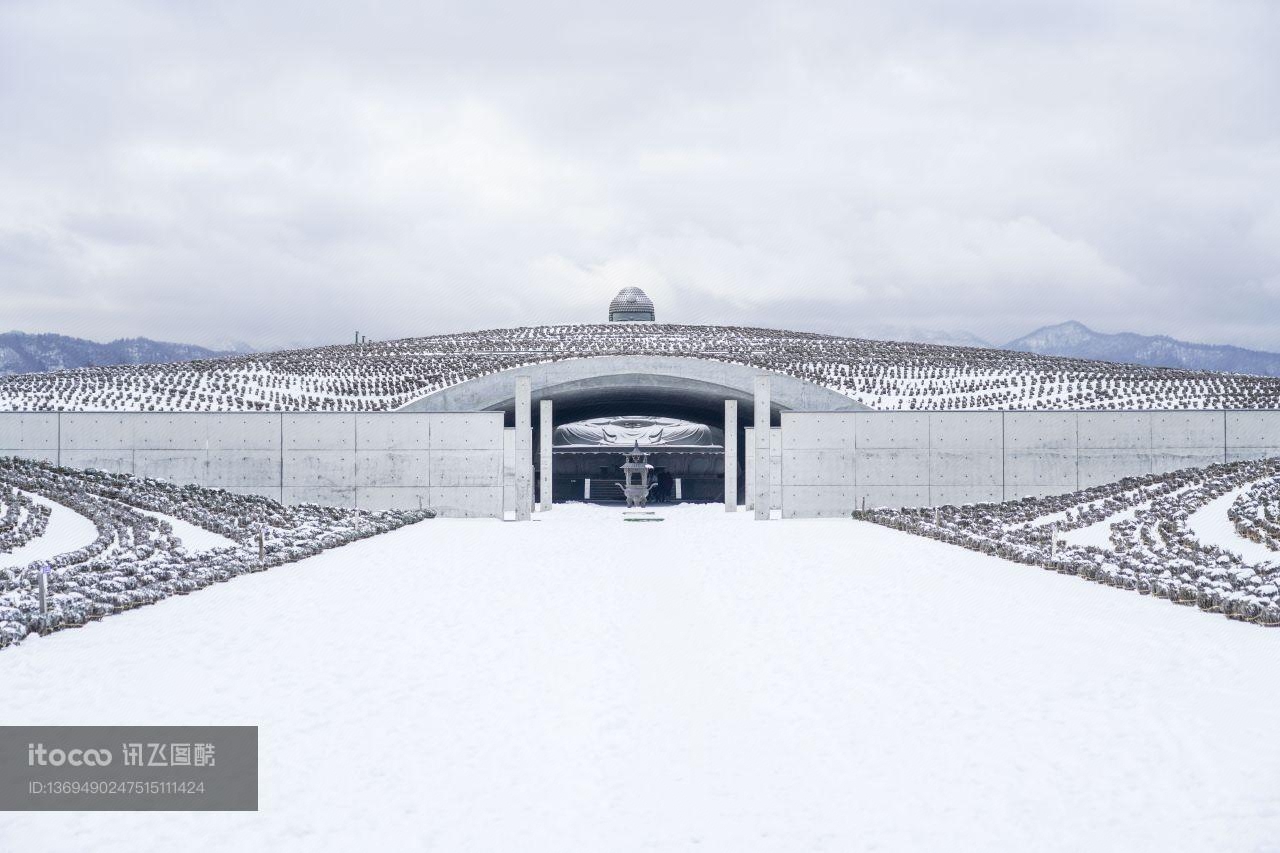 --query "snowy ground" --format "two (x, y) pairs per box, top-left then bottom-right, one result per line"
(2, 504), (1278, 852)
